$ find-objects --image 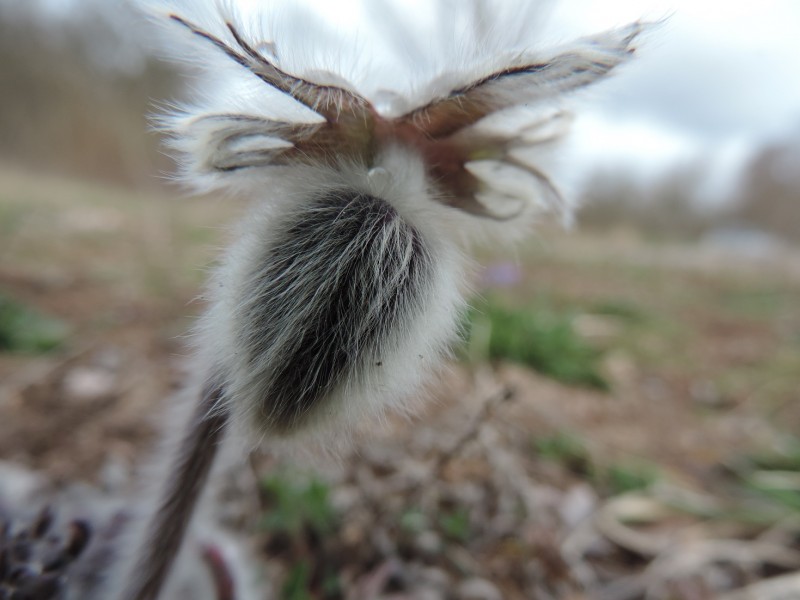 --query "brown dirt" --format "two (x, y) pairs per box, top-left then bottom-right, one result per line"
(1, 168), (798, 598)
